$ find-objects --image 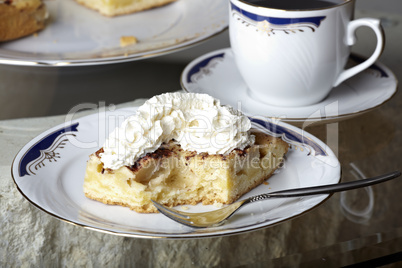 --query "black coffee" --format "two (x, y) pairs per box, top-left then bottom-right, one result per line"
(244, 0), (345, 10)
